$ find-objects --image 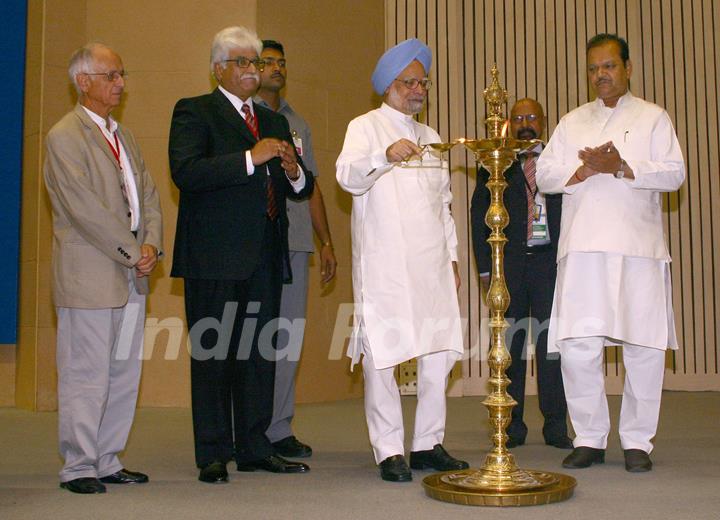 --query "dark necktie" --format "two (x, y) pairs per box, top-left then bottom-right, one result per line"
(242, 104), (278, 220)
(523, 152), (538, 240)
